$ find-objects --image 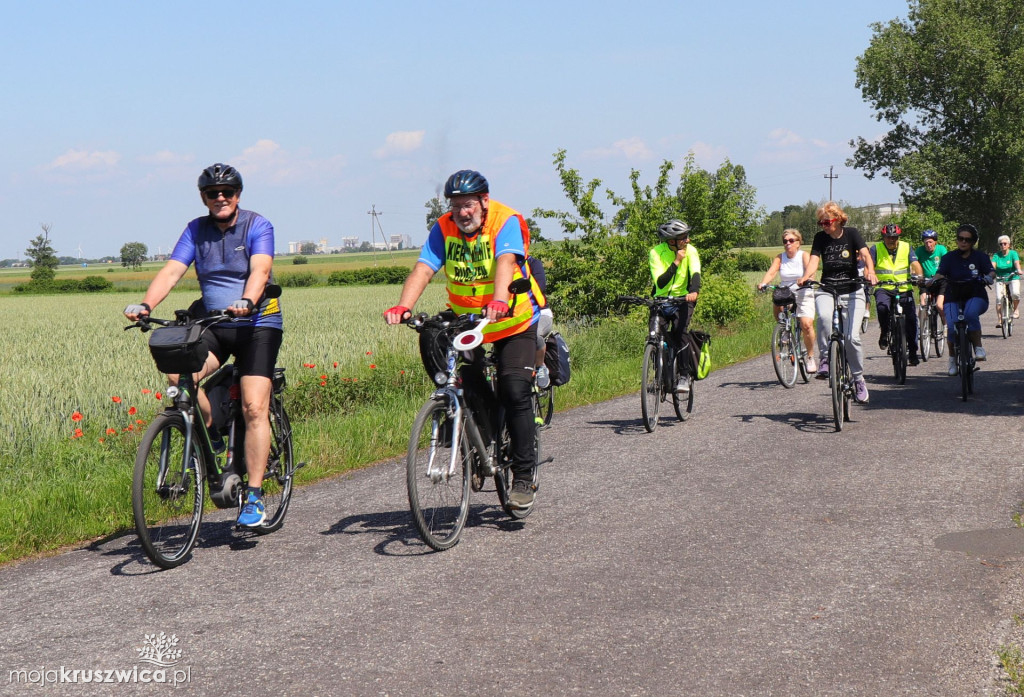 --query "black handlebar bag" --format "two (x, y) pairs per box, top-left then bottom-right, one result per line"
(148, 324), (209, 374)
